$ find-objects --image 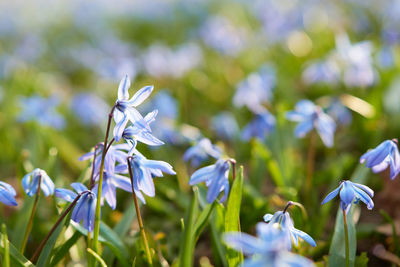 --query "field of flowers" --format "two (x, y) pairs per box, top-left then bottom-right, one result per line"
(1, 0), (400, 266)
